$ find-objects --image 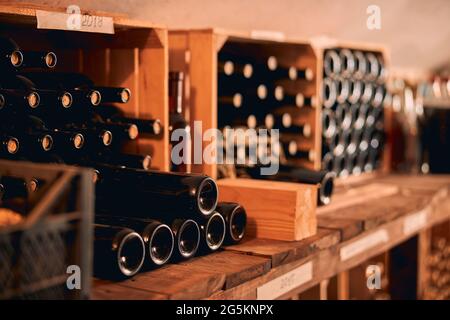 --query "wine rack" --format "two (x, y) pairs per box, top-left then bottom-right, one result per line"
(0, 4), (169, 170)
(169, 31), (392, 185)
(312, 40), (392, 184)
(169, 29), (318, 179)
